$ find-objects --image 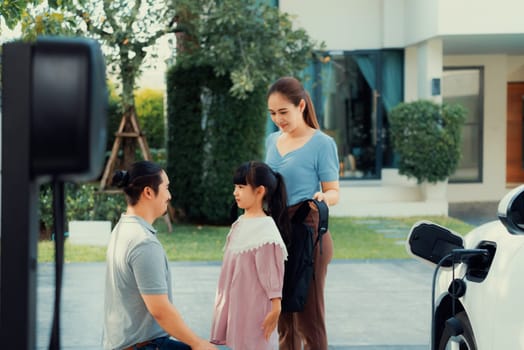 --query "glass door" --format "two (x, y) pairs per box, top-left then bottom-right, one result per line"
(318, 52), (381, 179)
(307, 50), (402, 180)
